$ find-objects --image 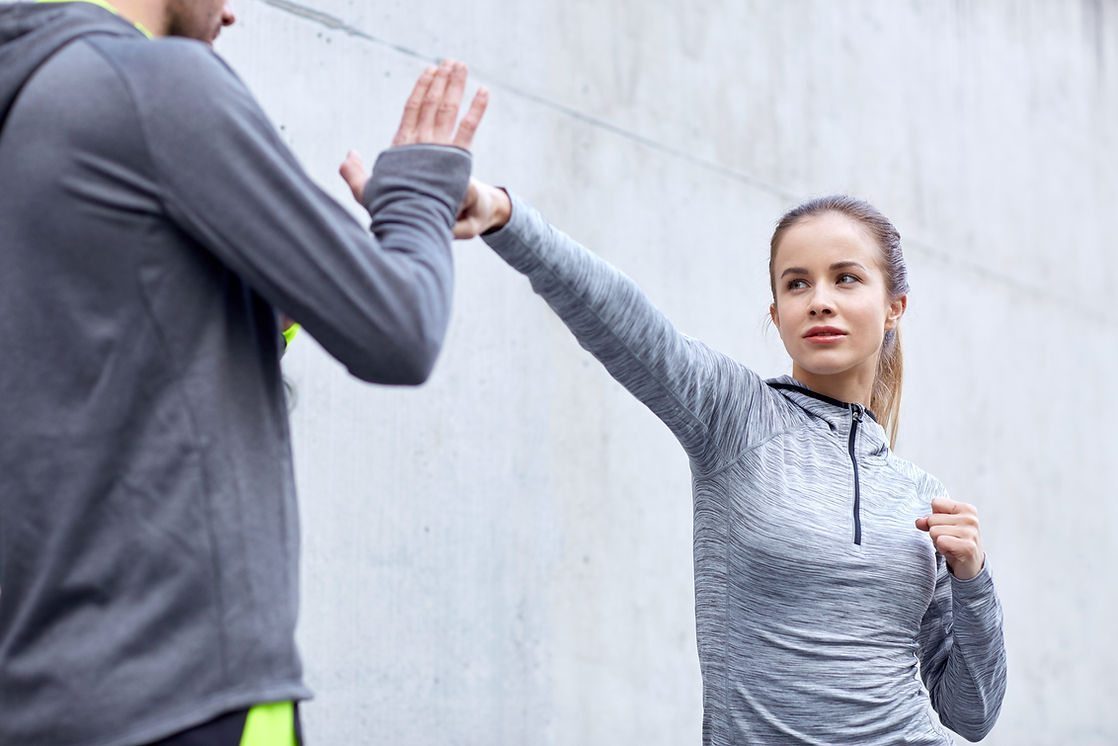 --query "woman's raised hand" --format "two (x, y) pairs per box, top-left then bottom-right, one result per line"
(916, 497), (986, 580)
(340, 59), (489, 204)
